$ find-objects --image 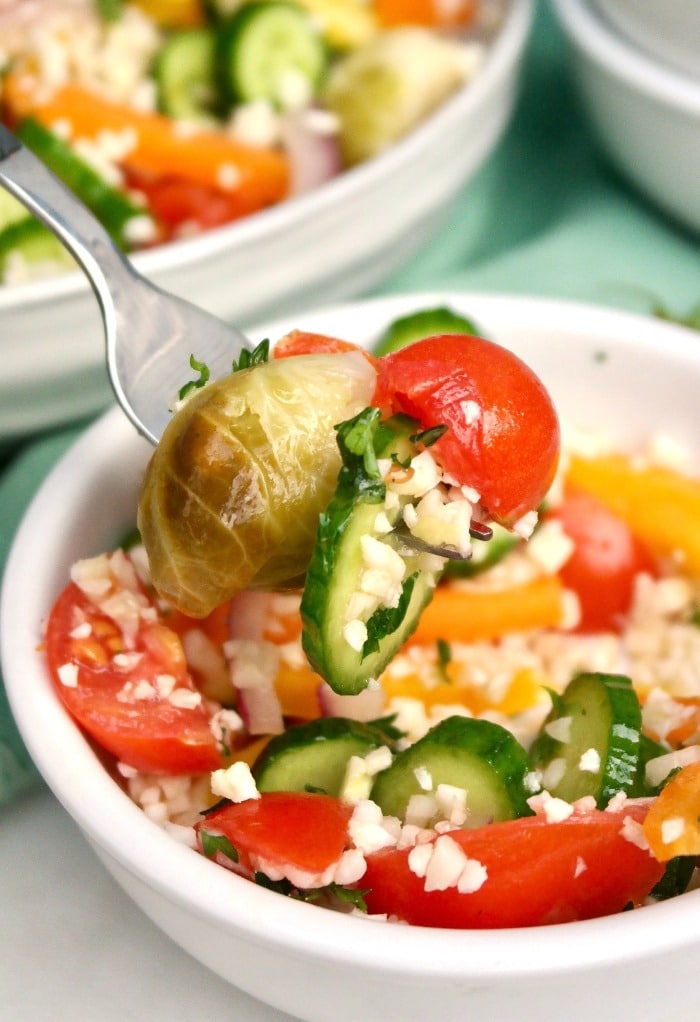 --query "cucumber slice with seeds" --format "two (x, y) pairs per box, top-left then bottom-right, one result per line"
(216, 1), (327, 107)
(0, 217), (75, 279)
(155, 27), (218, 122)
(253, 716), (393, 795)
(530, 672), (643, 807)
(301, 409), (443, 695)
(370, 715), (534, 824)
